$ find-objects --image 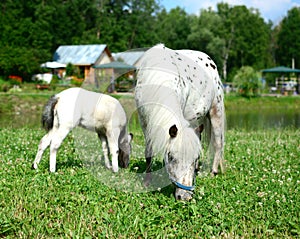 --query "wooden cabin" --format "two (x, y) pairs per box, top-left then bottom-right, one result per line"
(53, 44), (113, 85)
